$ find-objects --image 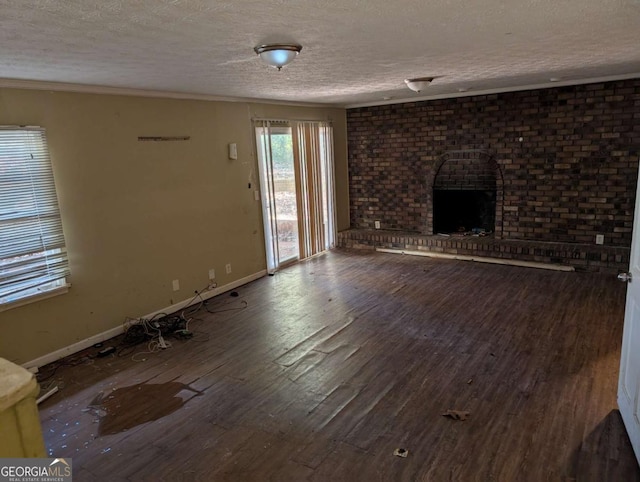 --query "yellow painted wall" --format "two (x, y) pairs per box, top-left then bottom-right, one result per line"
(0, 88), (348, 365)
